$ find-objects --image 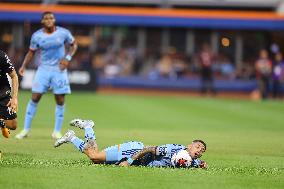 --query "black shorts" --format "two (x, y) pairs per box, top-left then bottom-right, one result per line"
(0, 96), (17, 120)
